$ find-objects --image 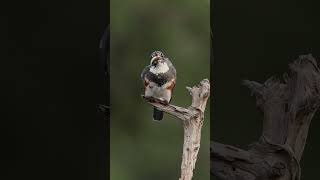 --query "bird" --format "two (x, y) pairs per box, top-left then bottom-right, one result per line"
(141, 51), (177, 121)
